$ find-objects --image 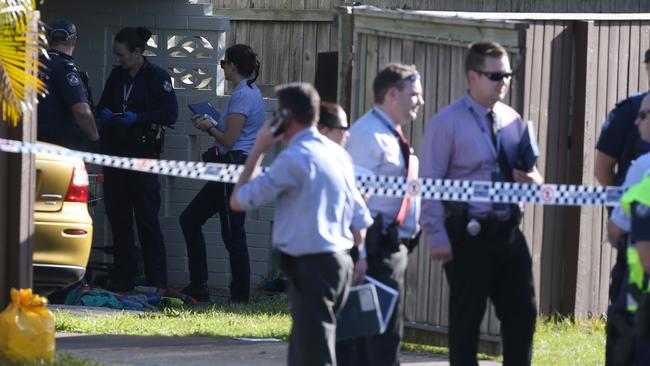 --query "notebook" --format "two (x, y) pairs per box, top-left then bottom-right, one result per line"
(188, 102), (221, 123)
